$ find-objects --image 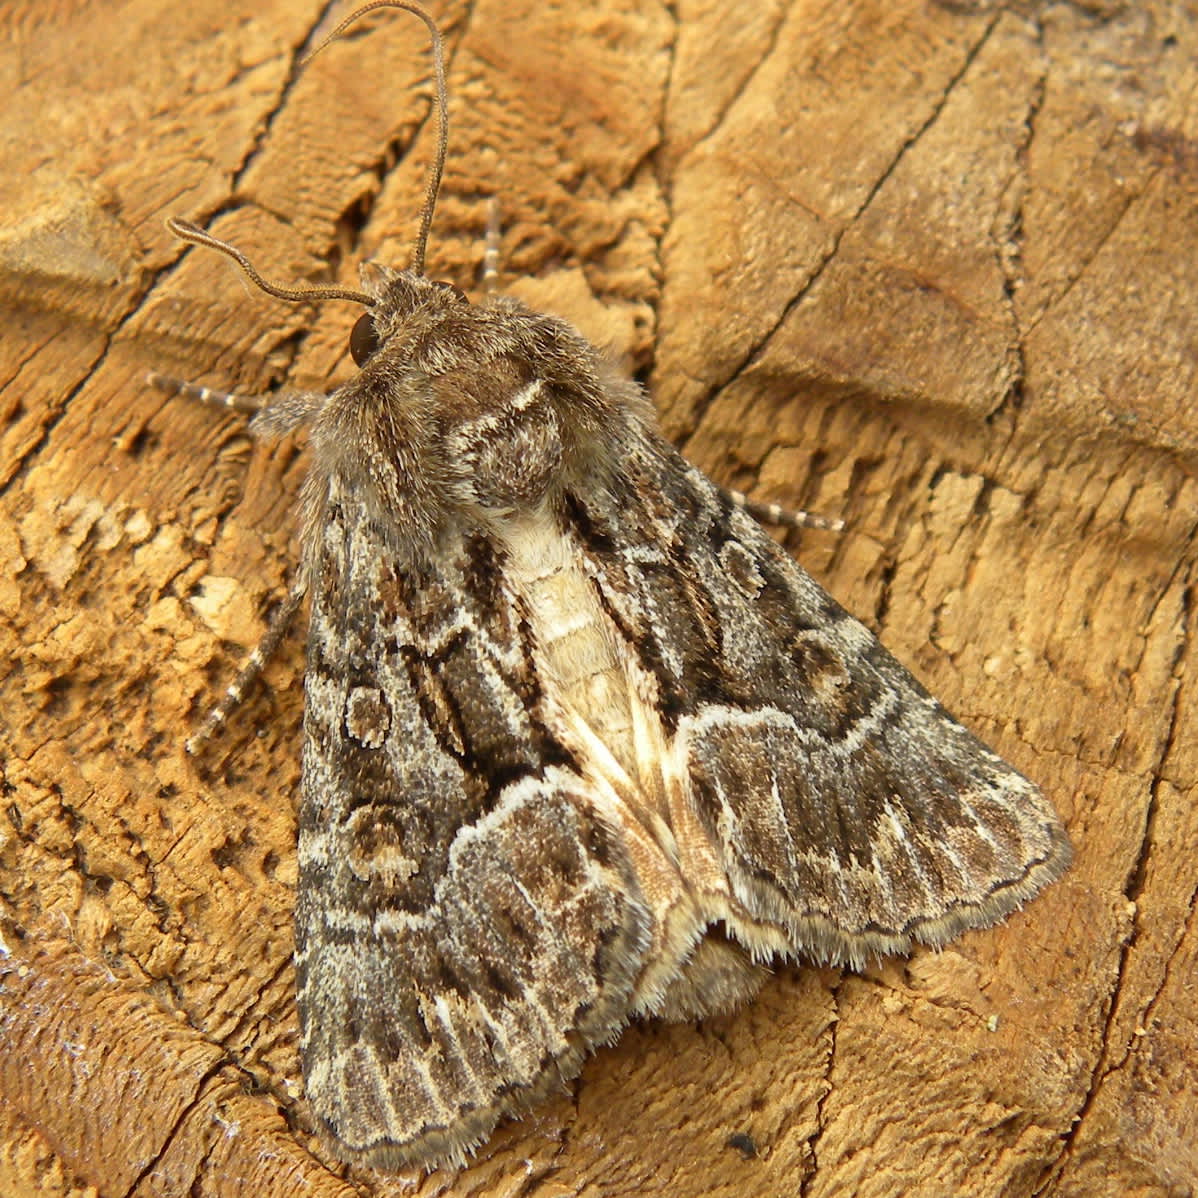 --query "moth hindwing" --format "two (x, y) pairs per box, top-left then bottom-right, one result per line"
(156, 0), (1070, 1173)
